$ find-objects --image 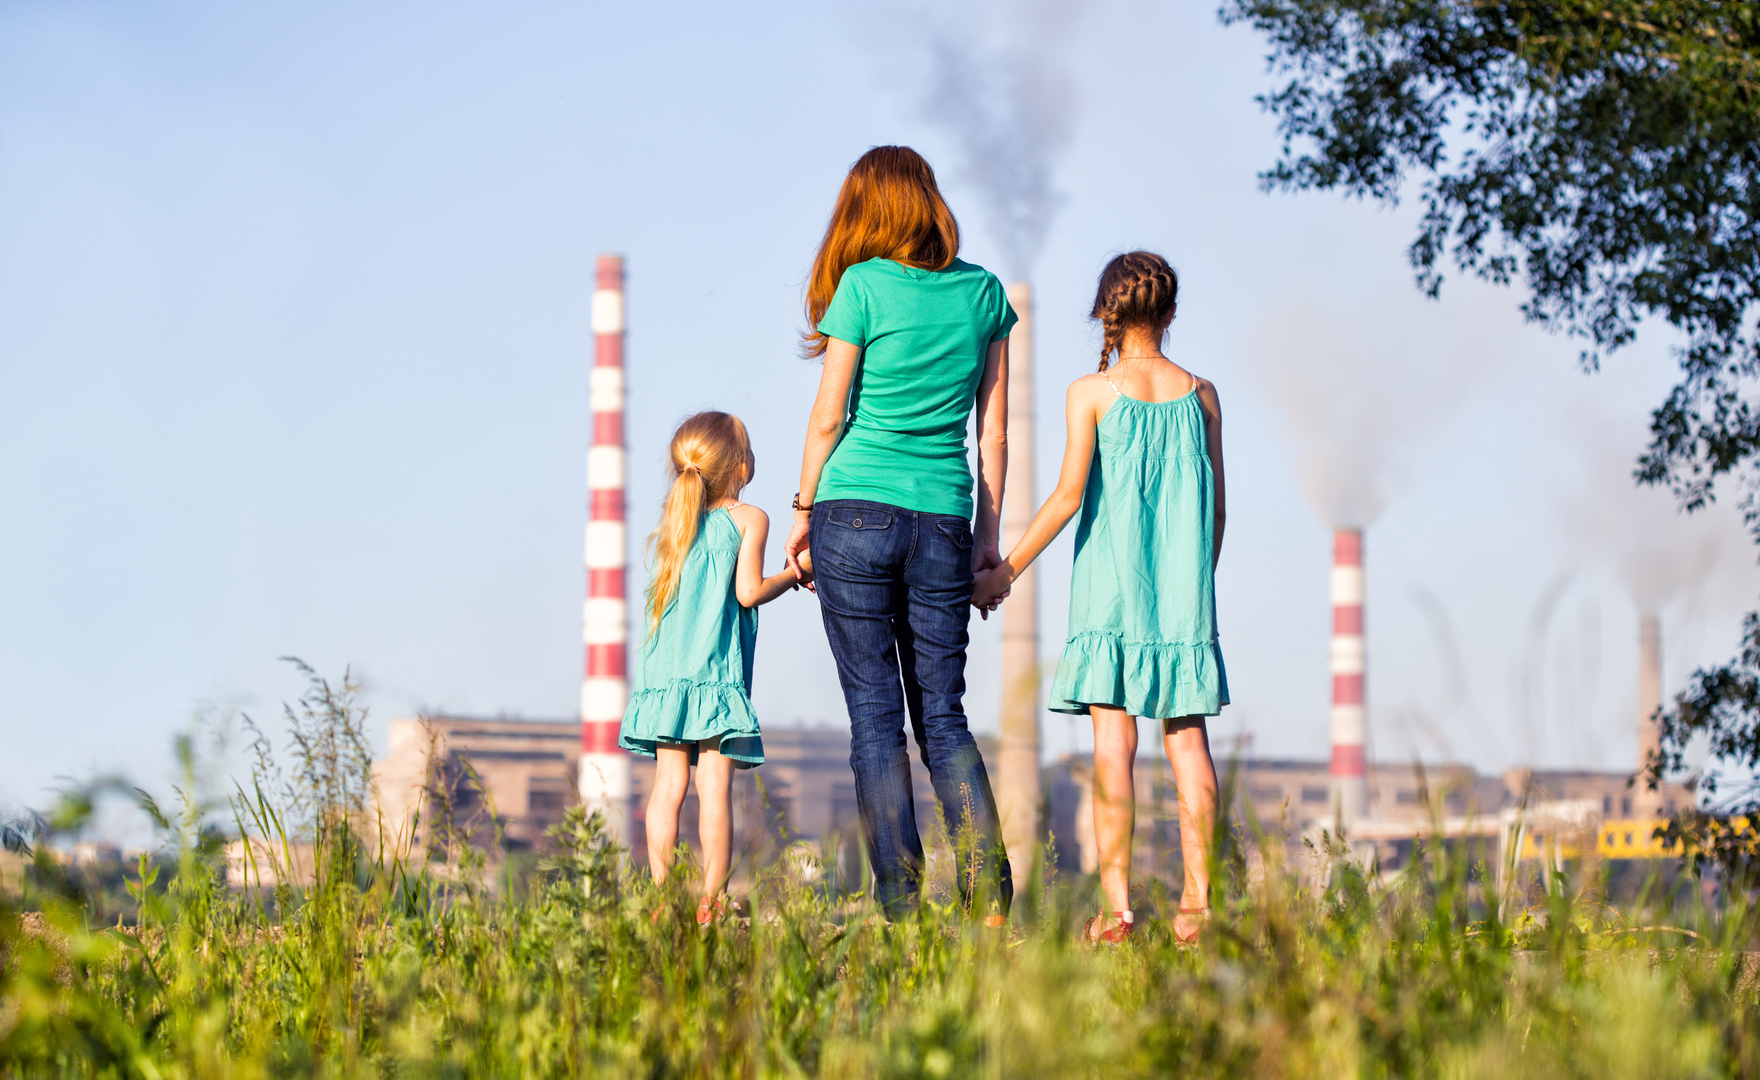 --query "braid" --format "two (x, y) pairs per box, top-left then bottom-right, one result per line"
(1099, 315), (1125, 371)
(1090, 251), (1180, 371)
